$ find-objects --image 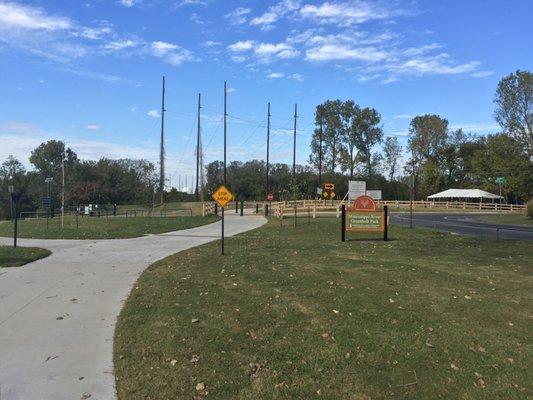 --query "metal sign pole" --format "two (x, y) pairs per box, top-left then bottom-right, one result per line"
(221, 207), (225, 255)
(11, 192), (20, 248)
